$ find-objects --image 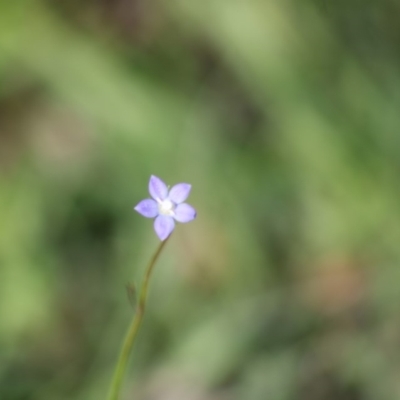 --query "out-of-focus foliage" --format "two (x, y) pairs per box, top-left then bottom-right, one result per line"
(1, 1), (400, 399)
